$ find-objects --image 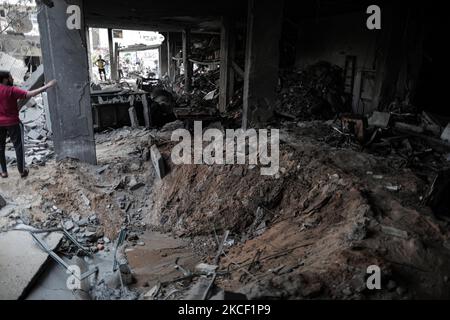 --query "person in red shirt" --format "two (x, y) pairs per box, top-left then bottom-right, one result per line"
(0, 70), (56, 178)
